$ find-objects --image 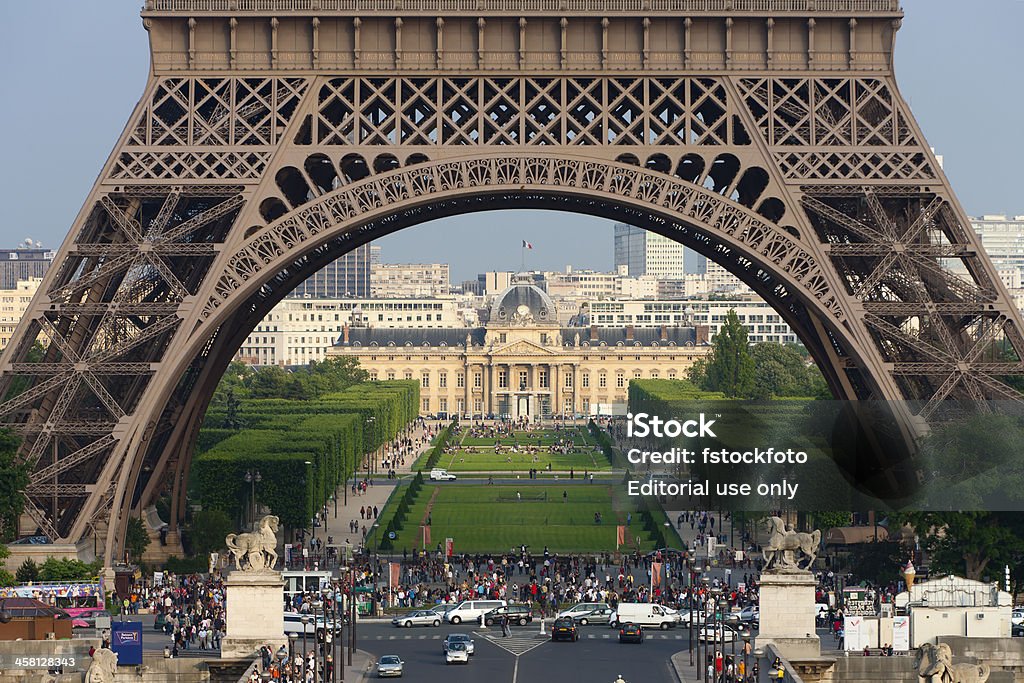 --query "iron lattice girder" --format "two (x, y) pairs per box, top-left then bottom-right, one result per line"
(3, 3), (1024, 561)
